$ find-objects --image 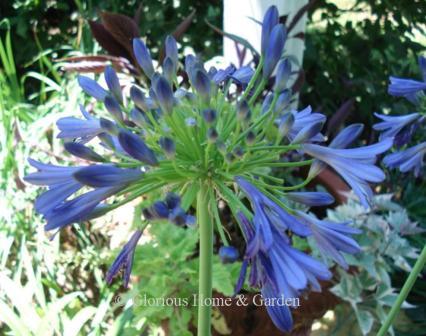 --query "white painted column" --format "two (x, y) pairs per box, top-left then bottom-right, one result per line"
(223, 0), (308, 69)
